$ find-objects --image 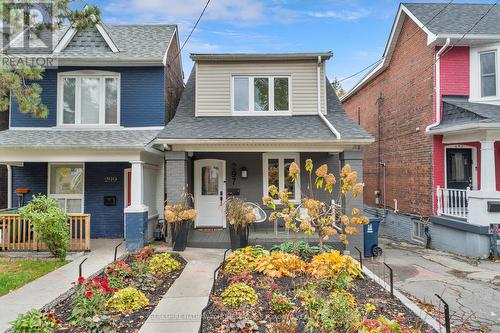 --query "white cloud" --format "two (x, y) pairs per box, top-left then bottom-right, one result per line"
(307, 8), (369, 21)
